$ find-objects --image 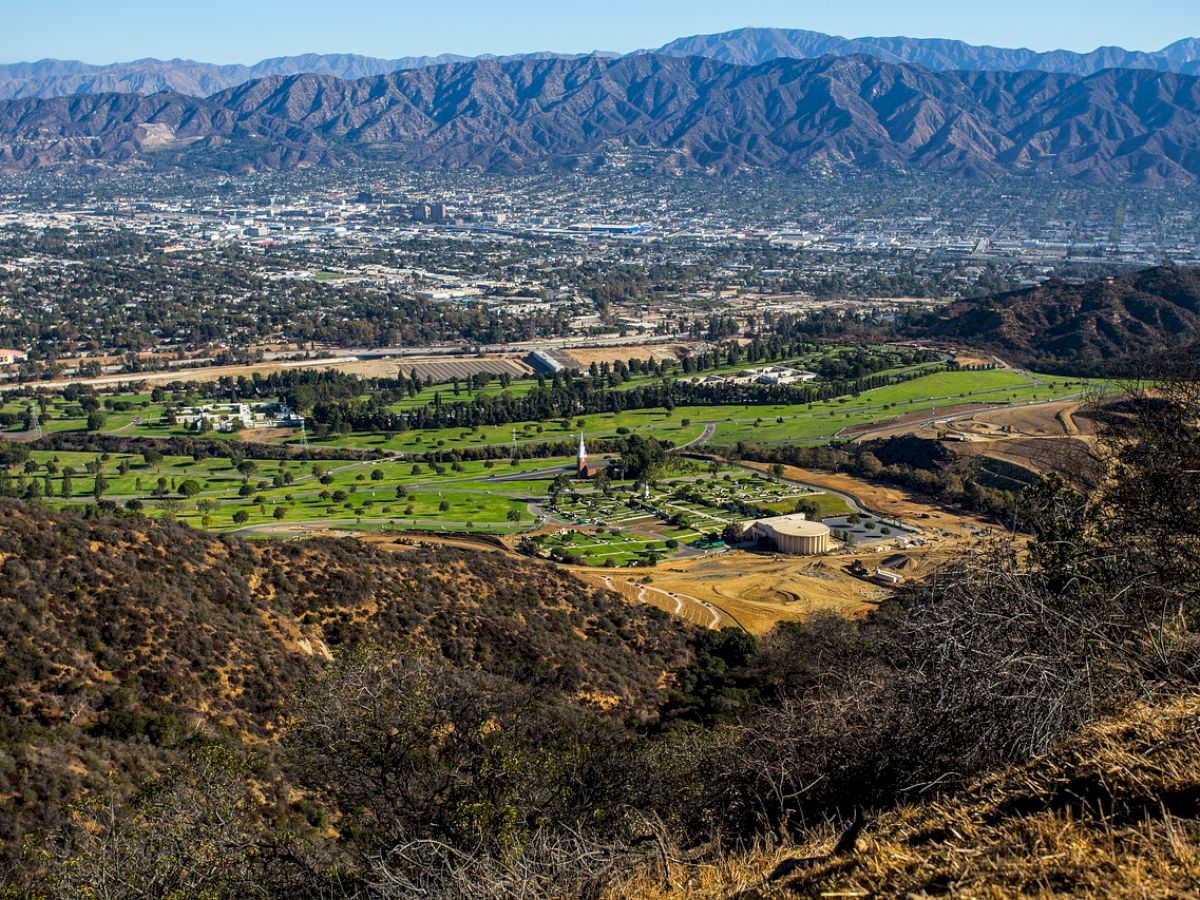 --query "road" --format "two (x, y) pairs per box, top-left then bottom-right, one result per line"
(677, 422), (717, 450)
(598, 575), (728, 631)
